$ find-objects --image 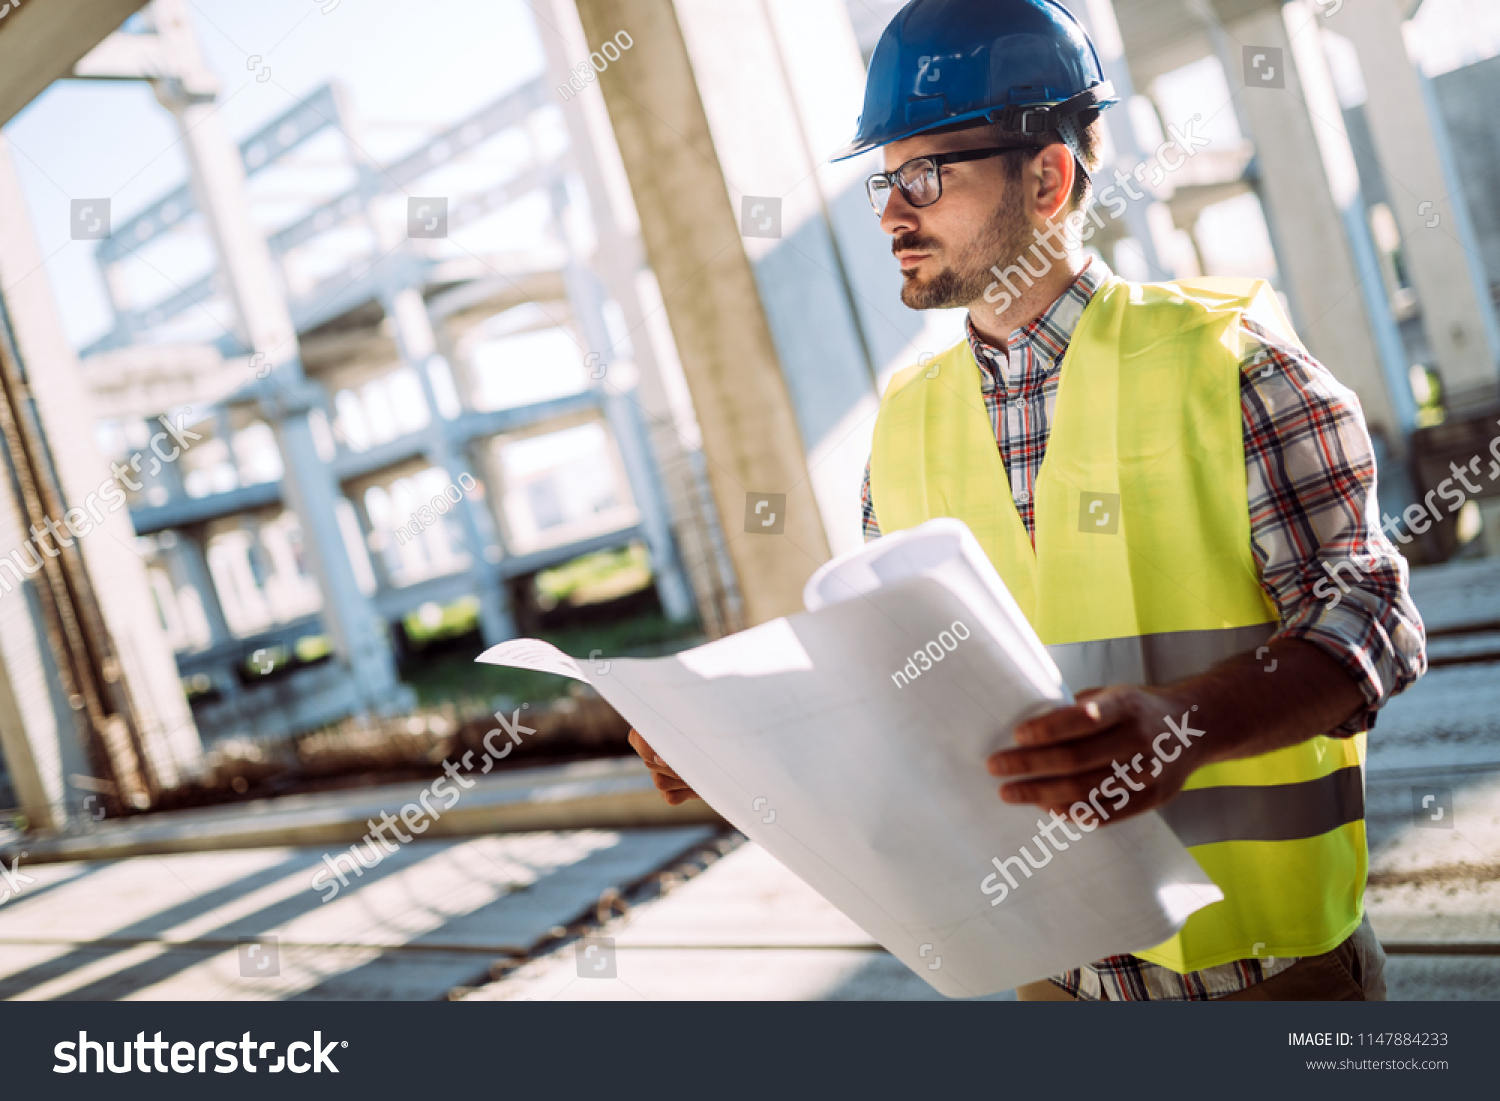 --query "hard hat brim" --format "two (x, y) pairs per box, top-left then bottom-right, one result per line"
(830, 86), (1118, 163)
